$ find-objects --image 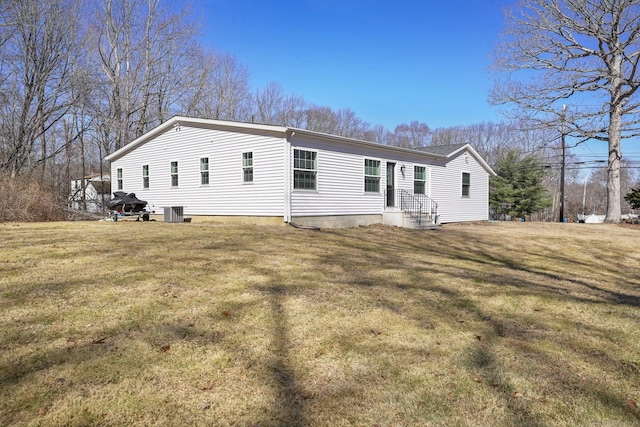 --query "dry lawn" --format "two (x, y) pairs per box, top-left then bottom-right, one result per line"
(1, 220), (639, 426)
